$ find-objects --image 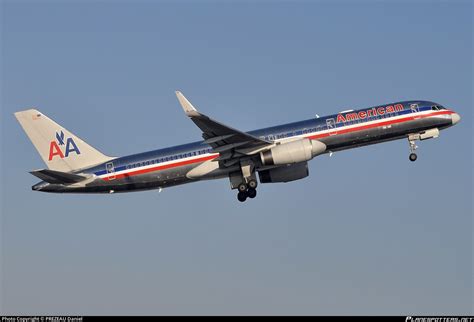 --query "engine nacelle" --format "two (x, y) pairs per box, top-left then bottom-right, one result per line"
(260, 139), (326, 166)
(259, 162), (309, 183)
